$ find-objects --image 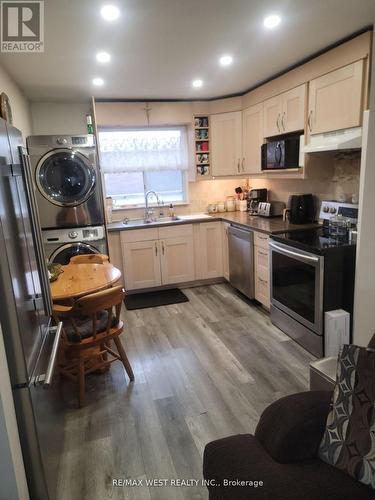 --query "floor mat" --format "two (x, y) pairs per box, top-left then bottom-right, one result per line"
(124, 288), (189, 310)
